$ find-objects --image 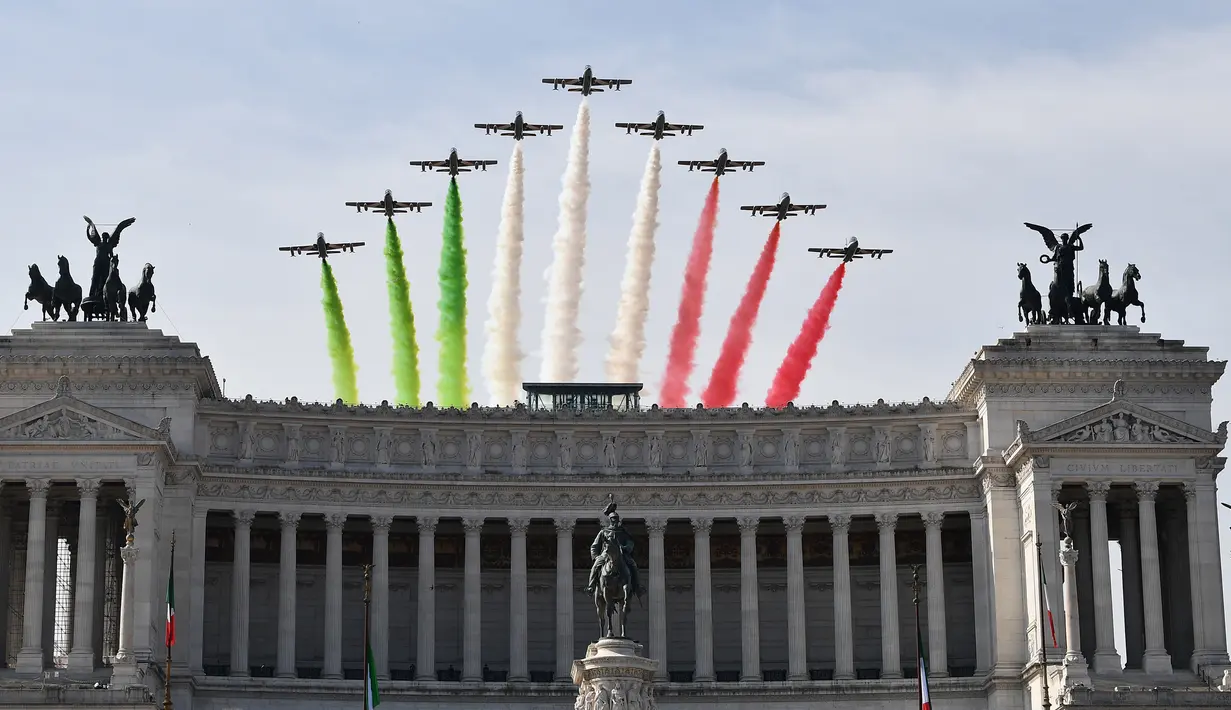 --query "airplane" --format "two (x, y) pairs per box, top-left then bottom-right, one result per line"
(408, 148), (498, 176)
(474, 111), (565, 140)
(615, 110), (703, 140)
(678, 148), (765, 176)
(278, 233), (365, 260)
(739, 192), (826, 221)
(344, 189), (432, 218)
(808, 236), (894, 263)
(542, 64), (632, 96)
